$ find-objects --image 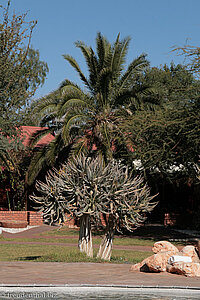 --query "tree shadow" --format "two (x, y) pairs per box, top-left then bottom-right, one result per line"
(18, 256), (42, 261)
(117, 225), (194, 241)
